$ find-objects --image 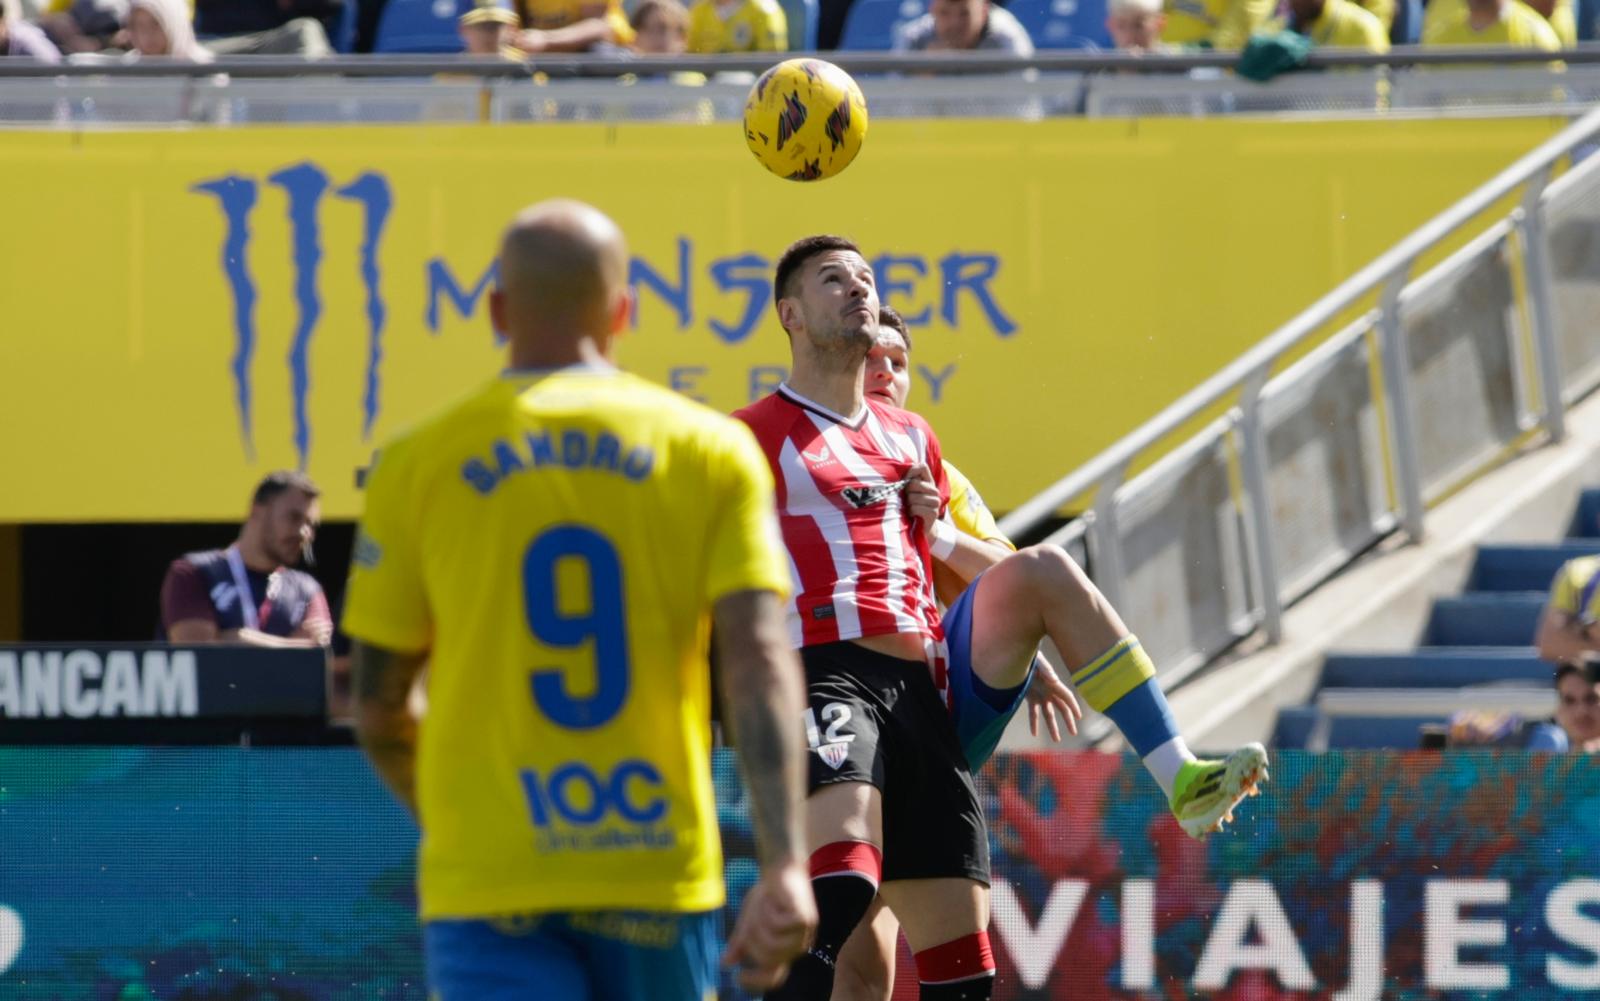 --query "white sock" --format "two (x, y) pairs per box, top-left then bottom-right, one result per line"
(1143, 736), (1196, 800)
